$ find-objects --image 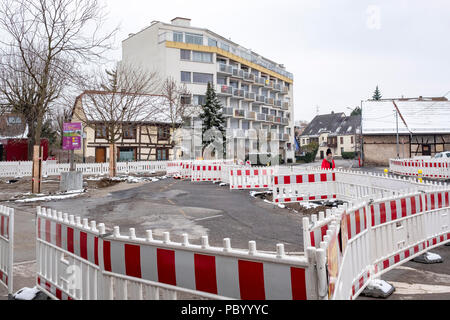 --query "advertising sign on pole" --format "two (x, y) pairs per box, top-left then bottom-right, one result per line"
(63, 123), (82, 151)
